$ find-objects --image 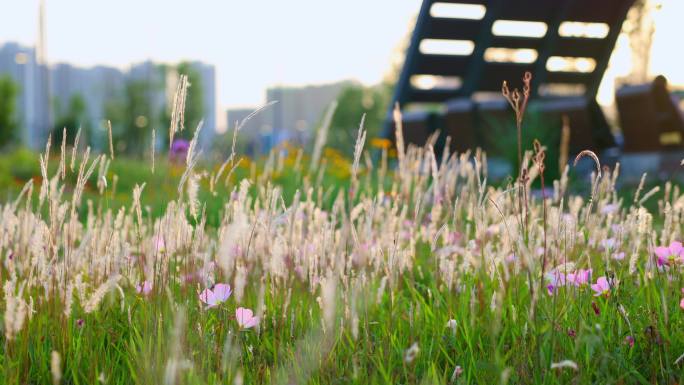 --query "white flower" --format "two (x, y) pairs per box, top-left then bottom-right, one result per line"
(550, 360), (578, 371)
(404, 342), (420, 363)
(446, 319), (457, 334)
